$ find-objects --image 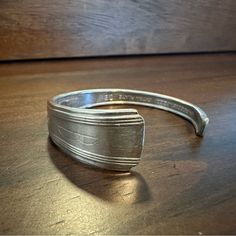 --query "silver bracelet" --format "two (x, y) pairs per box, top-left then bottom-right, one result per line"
(48, 89), (209, 171)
